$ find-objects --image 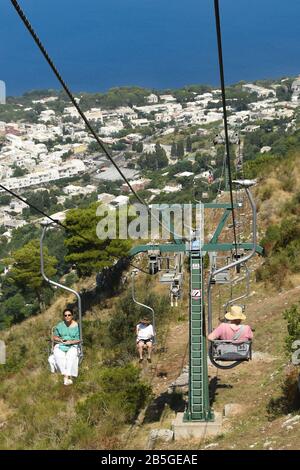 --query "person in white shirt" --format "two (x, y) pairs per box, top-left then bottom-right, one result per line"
(136, 318), (154, 363)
